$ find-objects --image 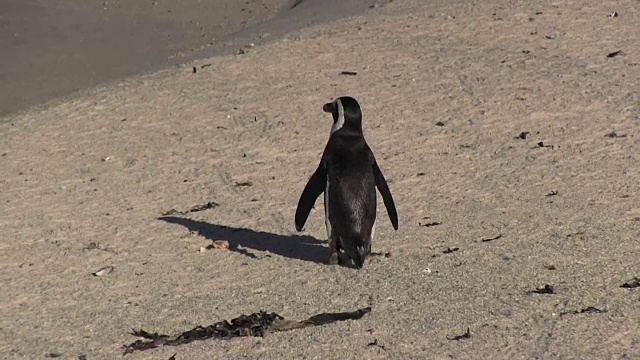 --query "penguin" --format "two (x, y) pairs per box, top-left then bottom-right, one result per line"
(294, 96), (399, 268)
